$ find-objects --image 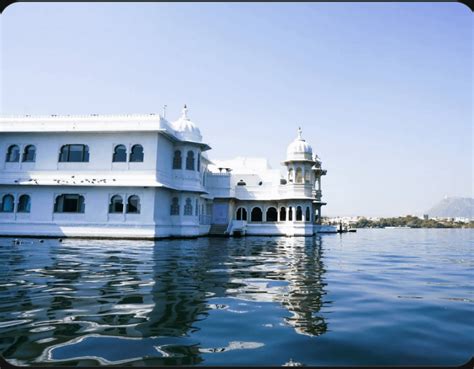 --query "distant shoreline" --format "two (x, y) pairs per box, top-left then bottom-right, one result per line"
(326, 215), (474, 229)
